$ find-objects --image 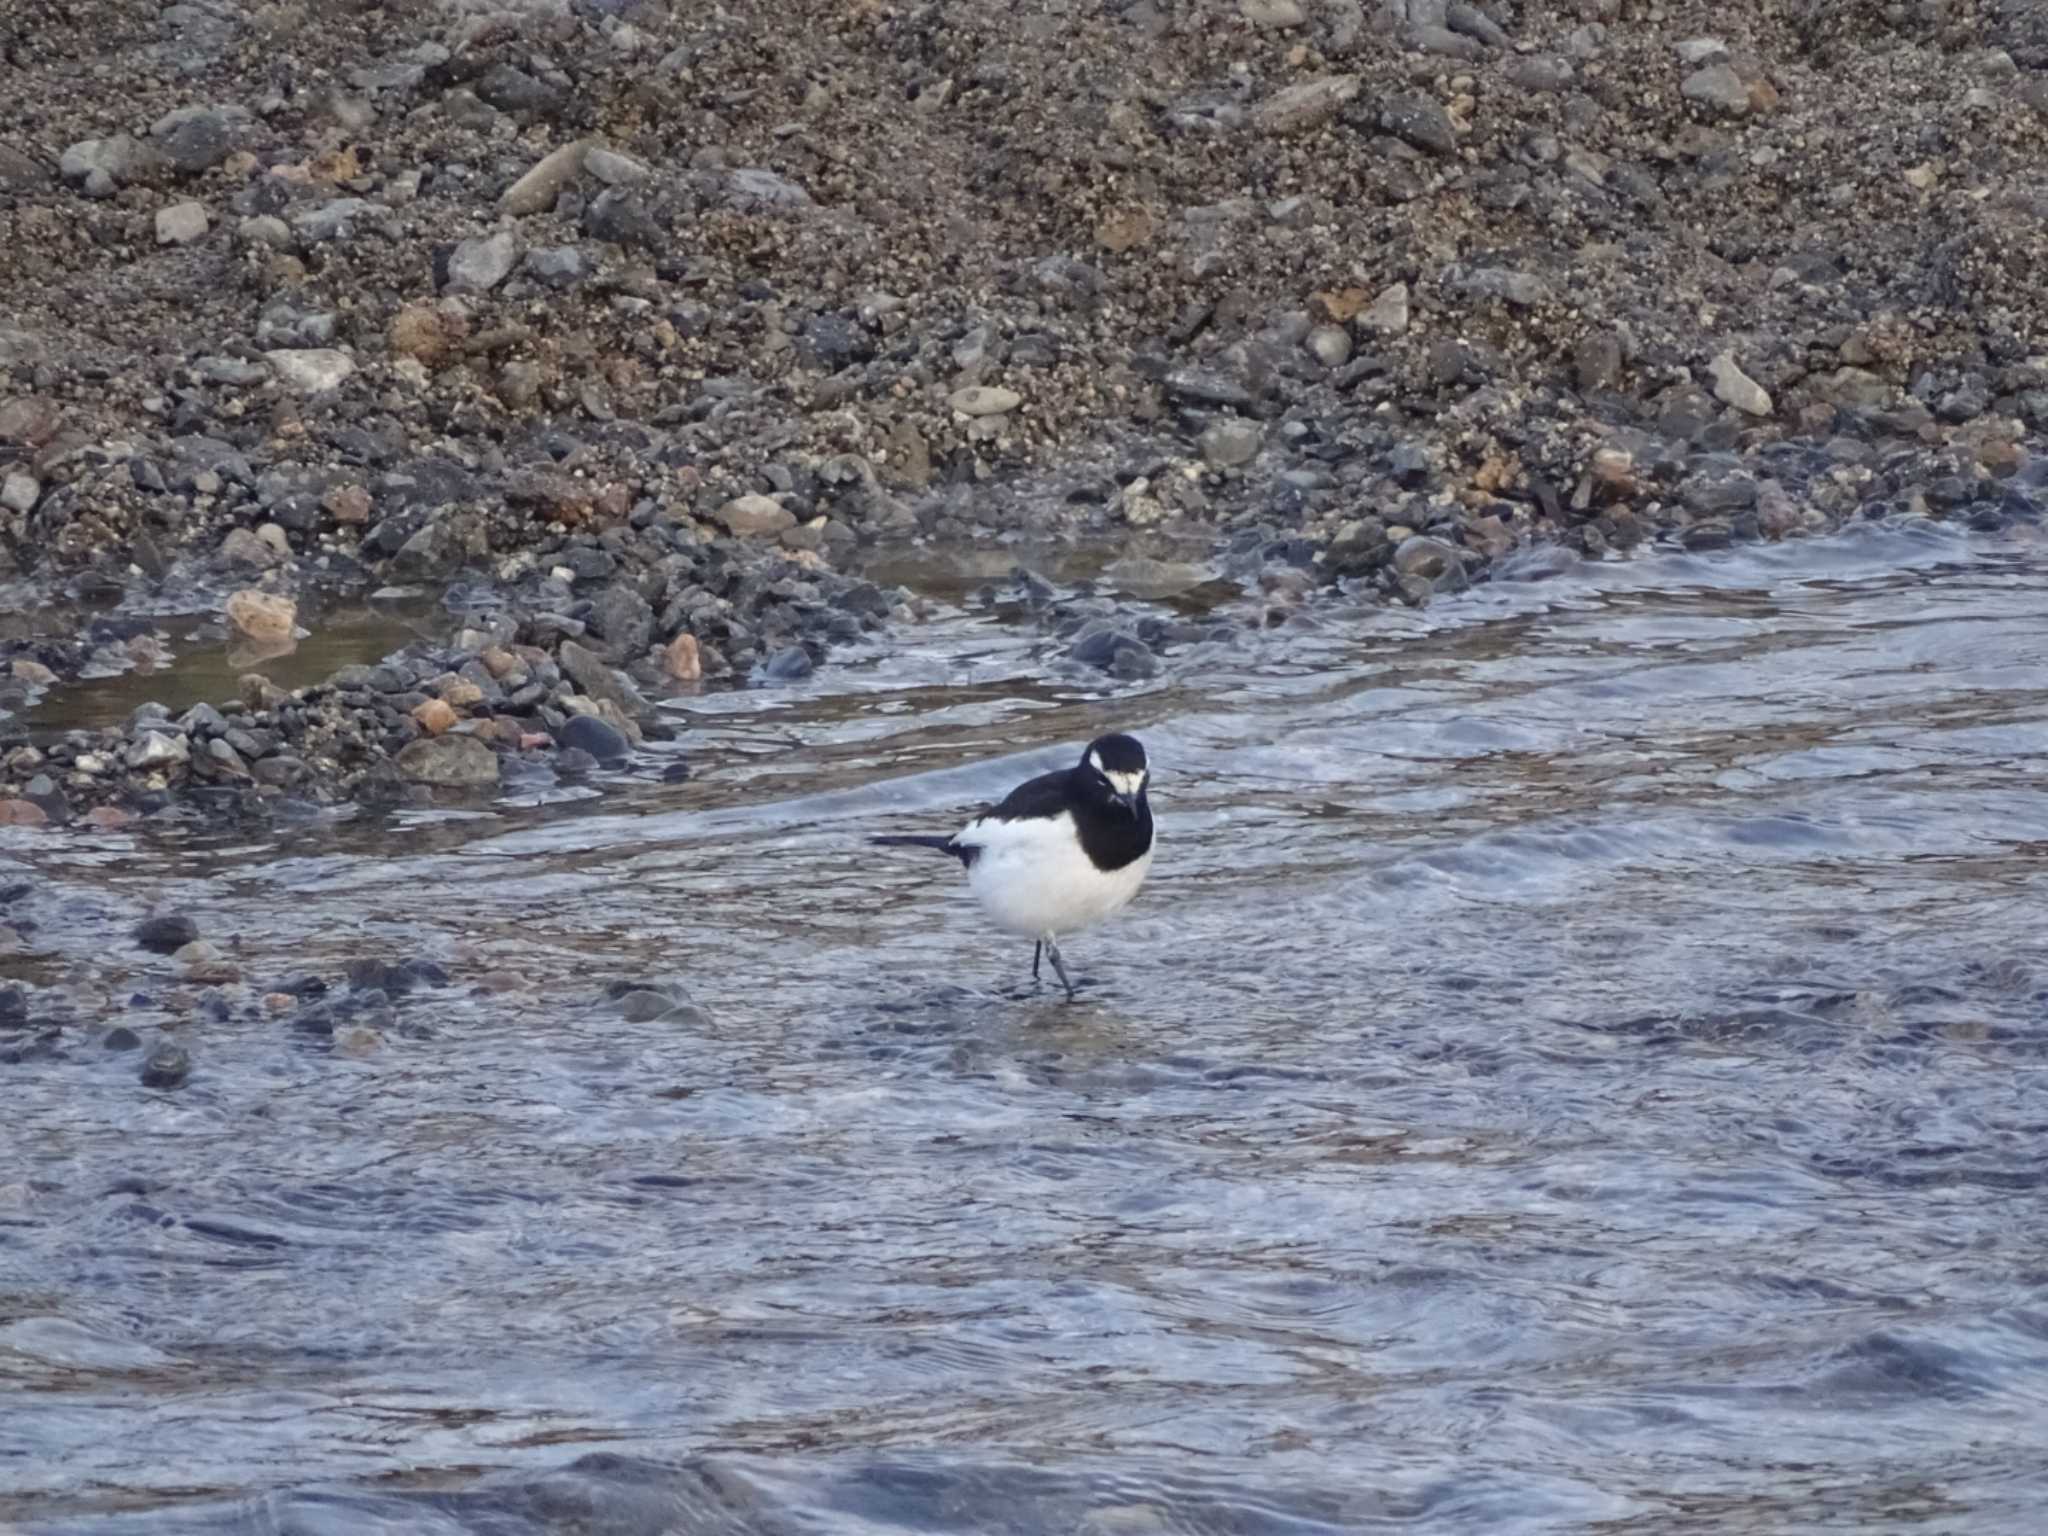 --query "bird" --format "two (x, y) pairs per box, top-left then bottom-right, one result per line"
(872, 732), (1155, 1000)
